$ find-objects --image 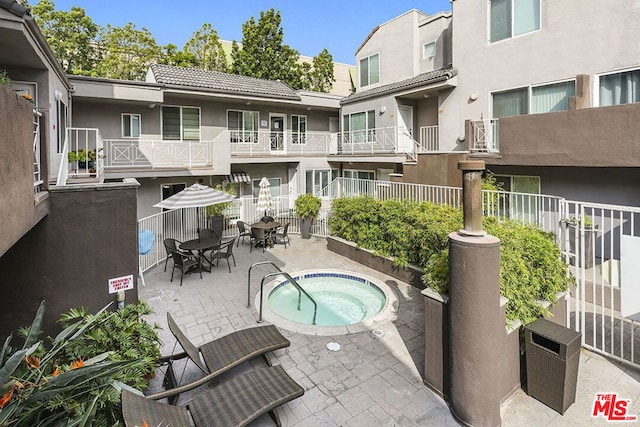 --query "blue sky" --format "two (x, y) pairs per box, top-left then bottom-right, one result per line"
(52, 1), (452, 64)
